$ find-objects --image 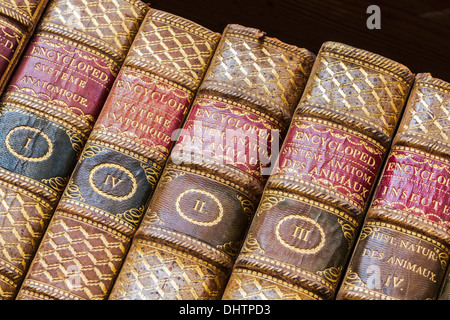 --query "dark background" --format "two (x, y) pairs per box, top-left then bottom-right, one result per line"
(145, 0), (450, 81)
